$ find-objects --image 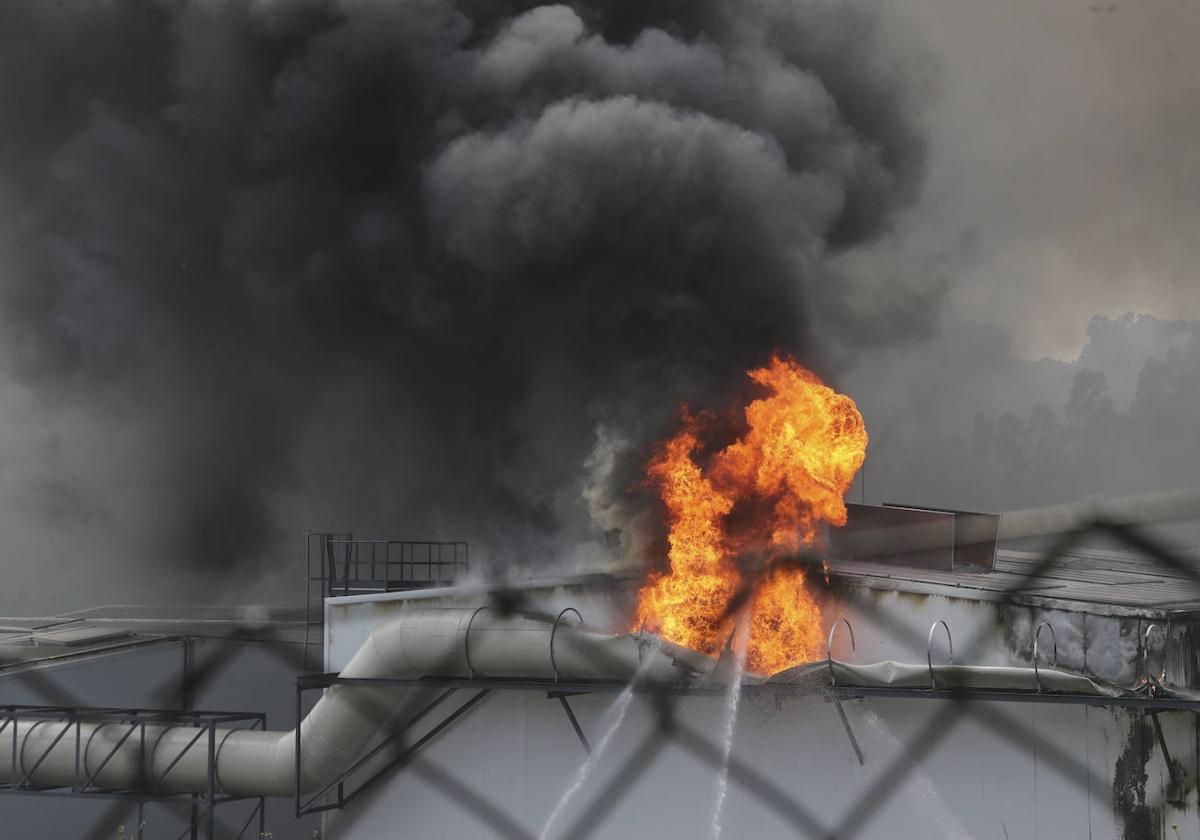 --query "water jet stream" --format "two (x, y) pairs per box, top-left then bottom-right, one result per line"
(710, 615), (750, 840)
(539, 639), (662, 840)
